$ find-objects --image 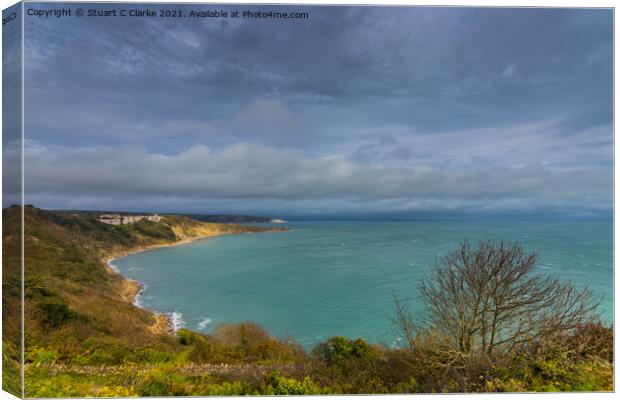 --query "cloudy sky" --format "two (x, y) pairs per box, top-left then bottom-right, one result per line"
(11, 4), (613, 217)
